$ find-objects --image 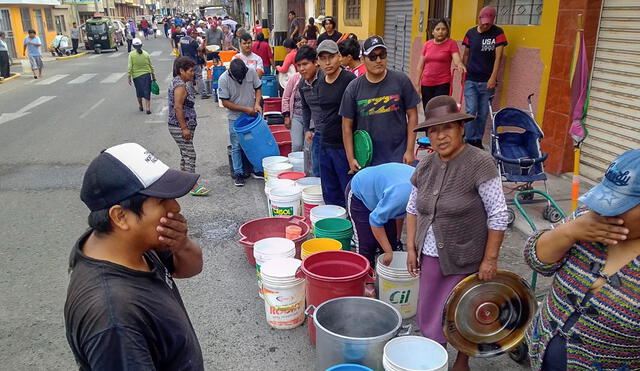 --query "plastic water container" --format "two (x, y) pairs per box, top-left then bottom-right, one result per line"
(263, 97), (282, 114)
(211, 66), (226, 89)
(376, 252), (420, 319)
(383, 336), (448, 371)
(301, 238), (342, 260)
(302, 185), (324, 221)
(310, 205), (348, 231)
(288, 151), (304, 172)
(265, 162), (293, 181)
(261, 75), (278, 98)
(260, 258), (305, 329)
(327, 365), (374, 371)
(262, 155), (288, 179)
(269, 187), (302, 217)
(233, 114), (280, 172)
(254, 237), (295, 297)
(296, 177), (321, 189)
(277, 171), (306, 181)
(313, 218), (353, 251)
(264, 179), (295, 215)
